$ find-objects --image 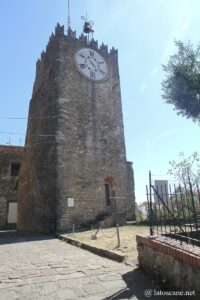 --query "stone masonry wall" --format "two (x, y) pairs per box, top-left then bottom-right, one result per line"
(0, 196), (7, 229)
(137, 235), (200, 298)
(0, 145), (23, 229)
(17, 28), (60, 233)
(126, 162), (135, 220)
